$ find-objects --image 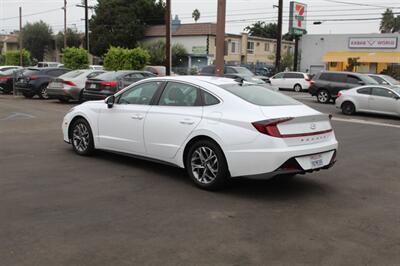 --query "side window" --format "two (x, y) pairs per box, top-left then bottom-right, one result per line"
(357, 87), (371, 95)
(294, 73), (304, 79)
(319, 73), (330, 81)
(159, 82), (200, 106)
(117, 81), (161, 105)
(125, 73), (144, 80)
(225, 67), (235, 74)
(273, 73), (284, 79)
(202, 91), (220, 106)
(347, 75), (361, 84)
(371, 87), (396, 98)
